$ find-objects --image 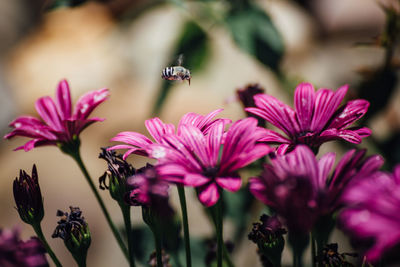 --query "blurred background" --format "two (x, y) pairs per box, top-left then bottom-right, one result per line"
(0, 0), (399, 266)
